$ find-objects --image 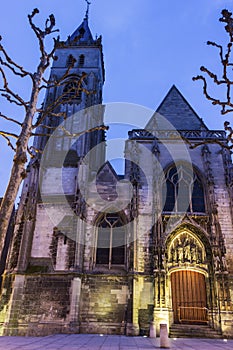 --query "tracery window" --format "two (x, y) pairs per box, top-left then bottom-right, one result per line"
(162, 164), (205, 213)
(95, 213), (126, 268)
(62, 81), (82, 103)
